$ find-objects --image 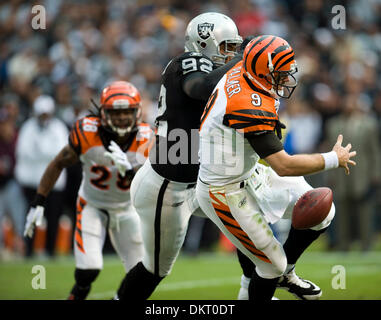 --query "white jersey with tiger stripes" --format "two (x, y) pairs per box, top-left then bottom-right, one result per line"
(198, 75), (258, 186)
(199, 61), (279, 186)
(70, 116), (153, 210)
